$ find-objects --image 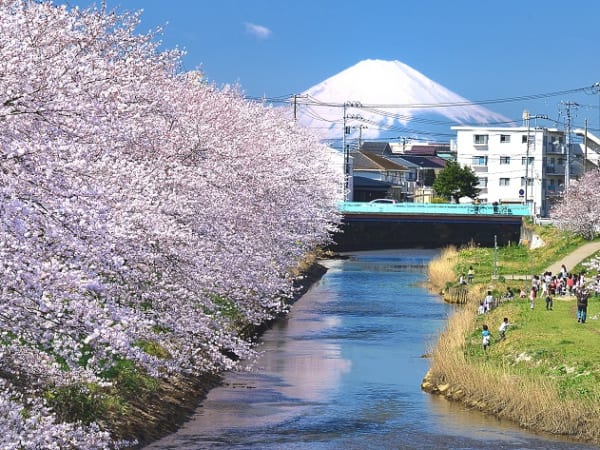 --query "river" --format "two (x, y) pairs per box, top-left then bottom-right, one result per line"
(145, 249), (596, 450)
